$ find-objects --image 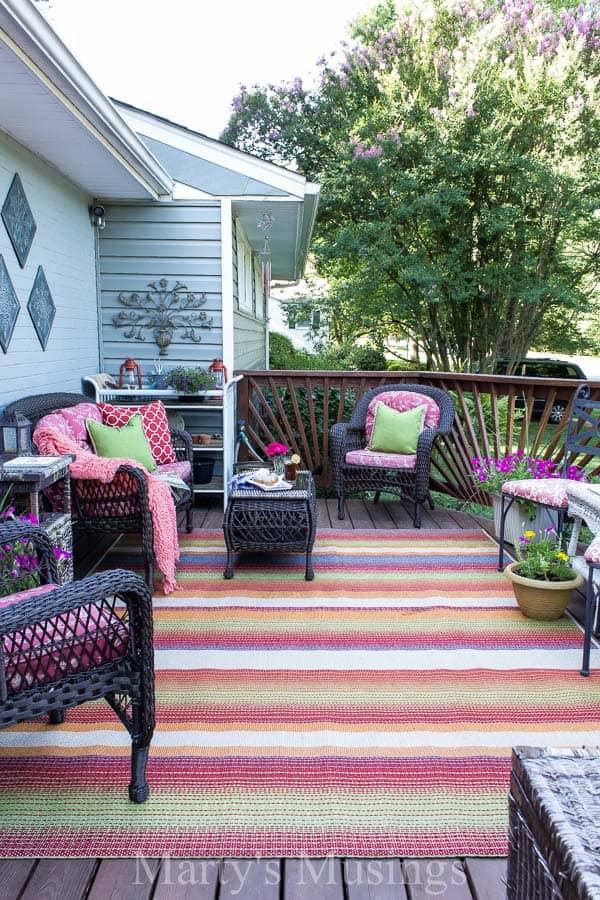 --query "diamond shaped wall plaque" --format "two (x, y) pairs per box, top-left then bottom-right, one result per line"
(2, 173), (36, 268)
(28, 266), (55, 350)
(0, 254), (20, 353)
